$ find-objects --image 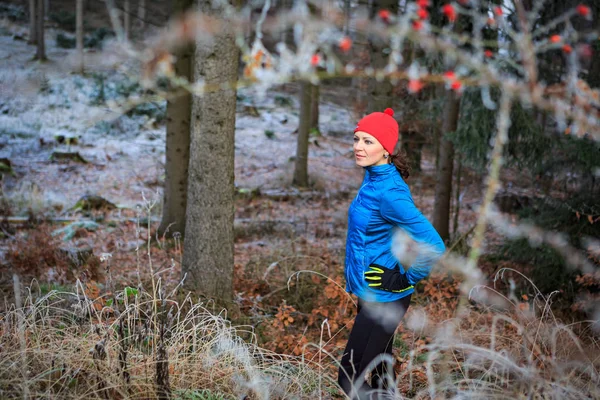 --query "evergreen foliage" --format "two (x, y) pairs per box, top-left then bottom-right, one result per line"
(49, 11), (76, 32)
(492, 194), (600, 299)
(55, 32), (76, 49)
(0, 4), (26, 22)
(449, 88), (600, 186)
